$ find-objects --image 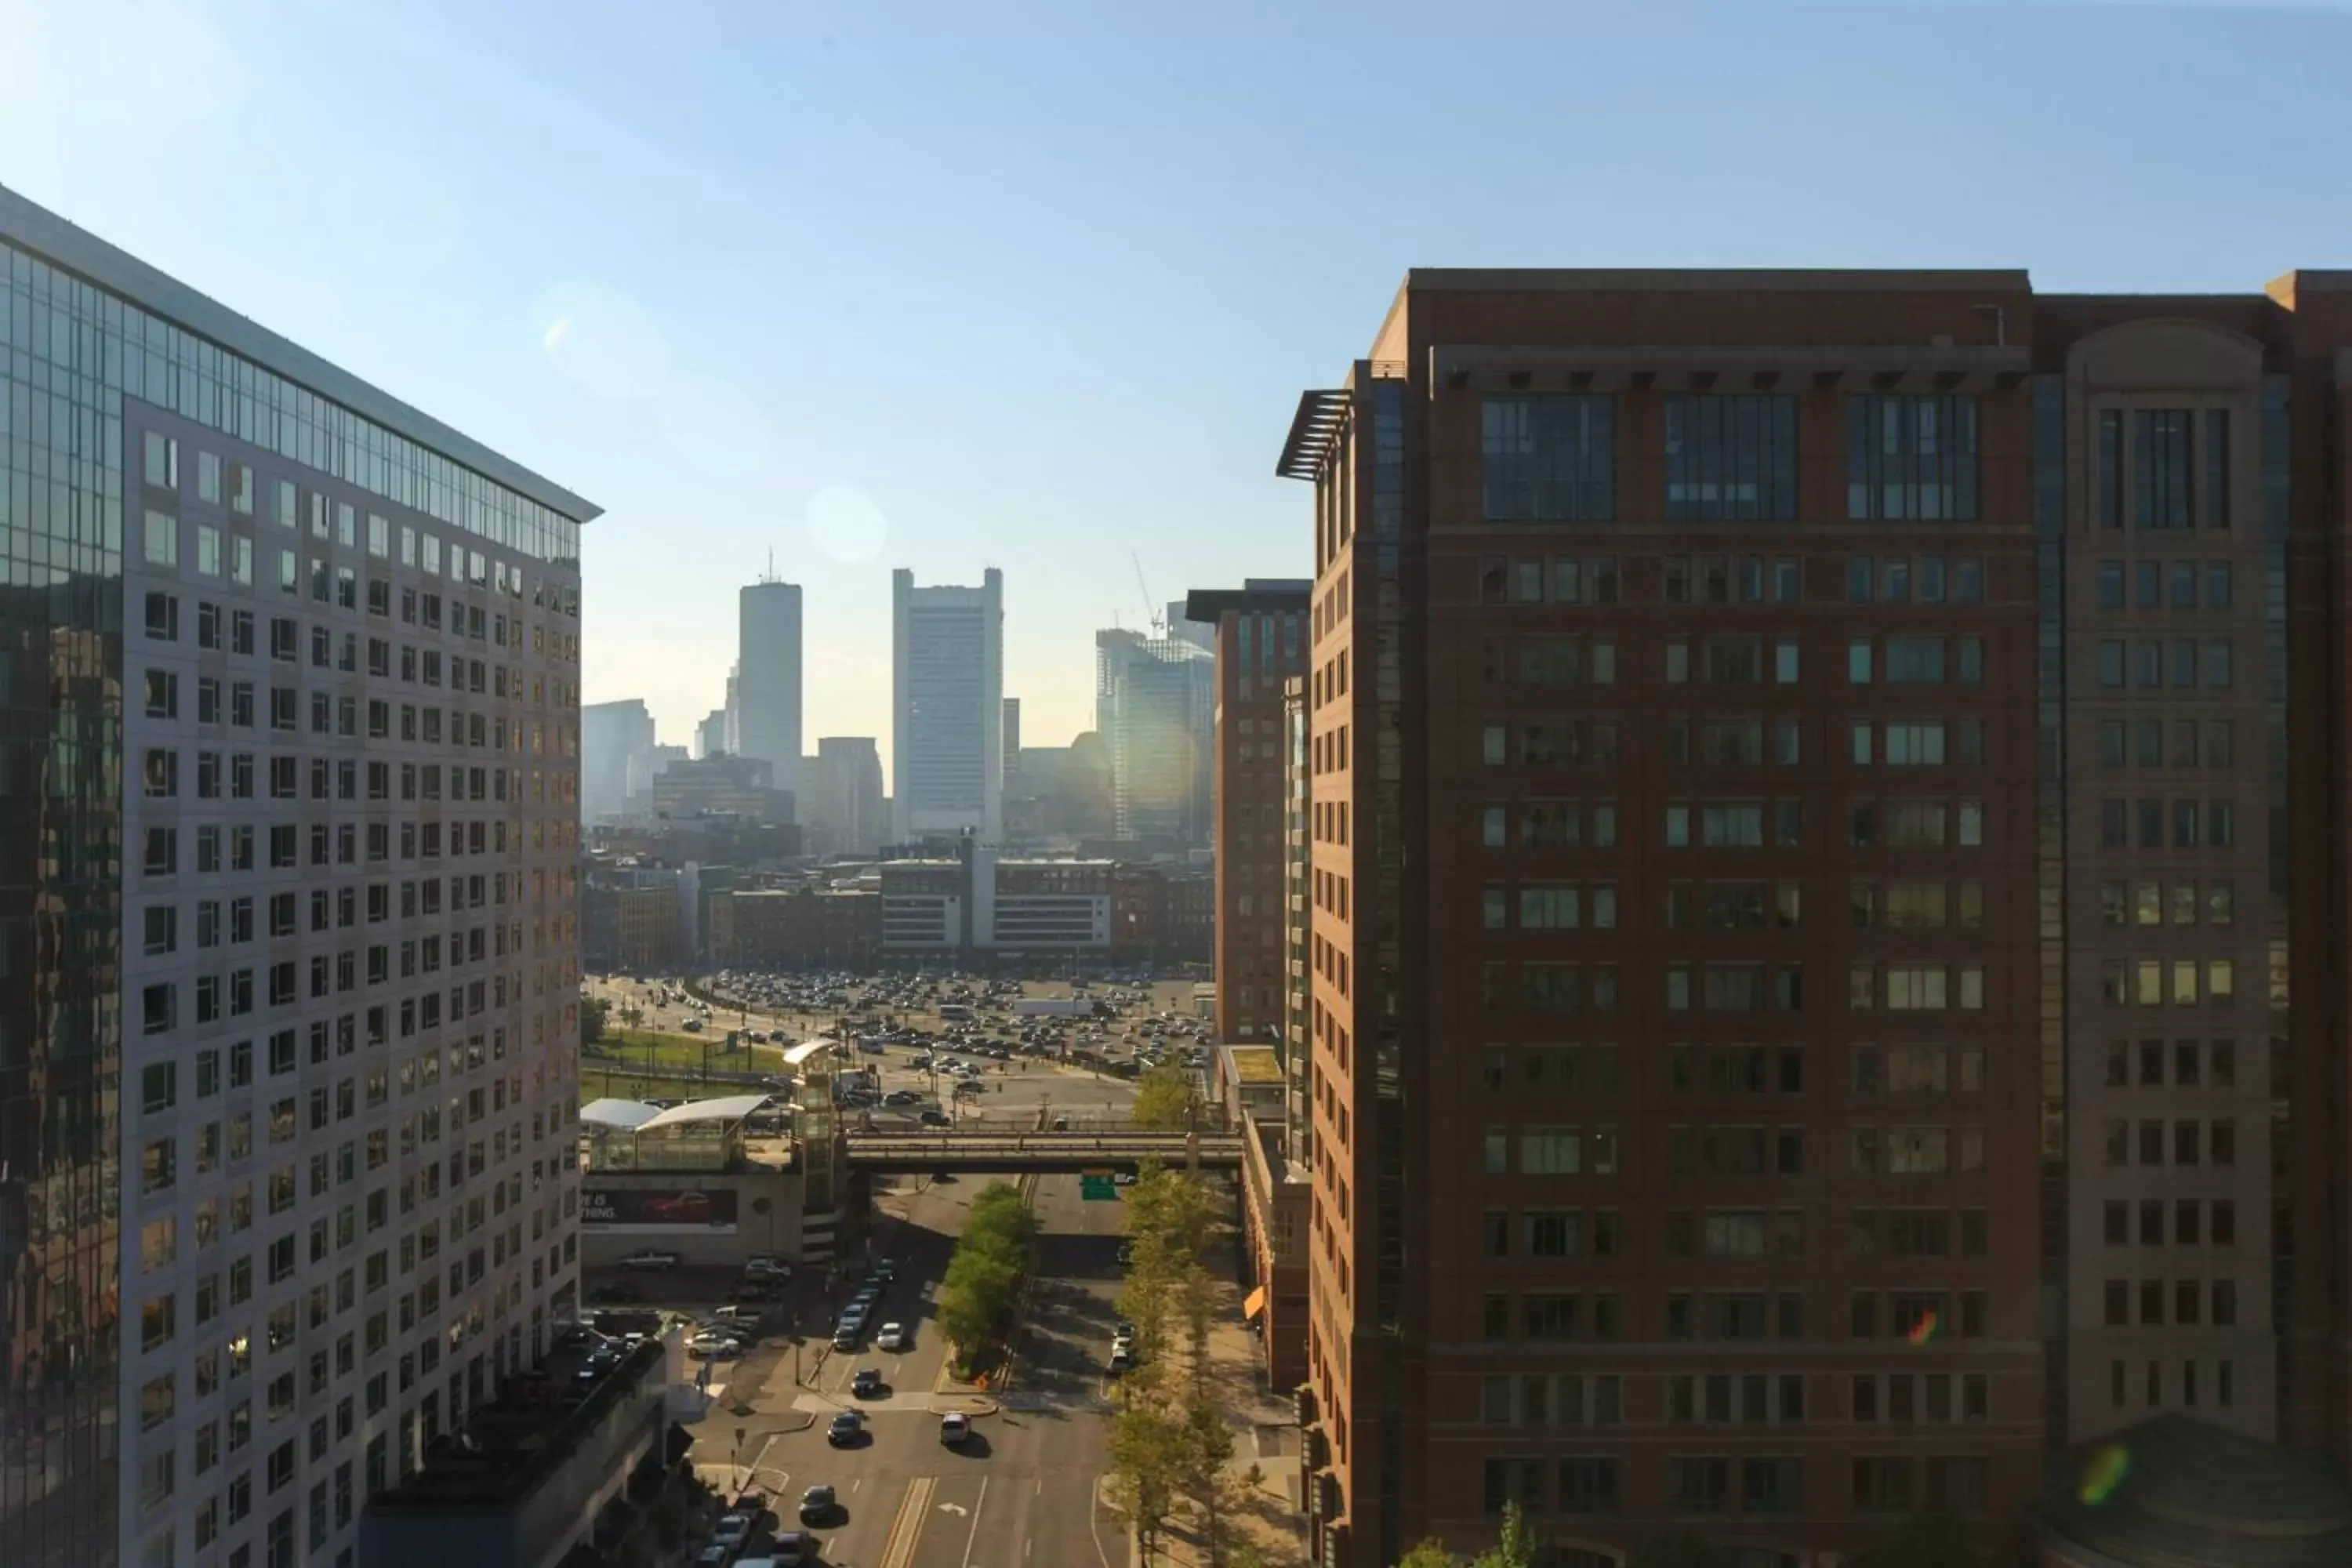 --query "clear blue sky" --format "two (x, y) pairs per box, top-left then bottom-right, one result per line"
(6, 0), (2347, 762)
